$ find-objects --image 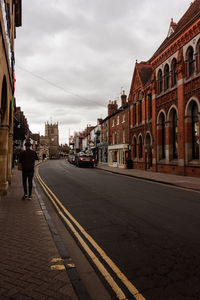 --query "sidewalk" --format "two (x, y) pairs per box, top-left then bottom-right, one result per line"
(97, 165), (200, 192)
(0, 167), (80, 300)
